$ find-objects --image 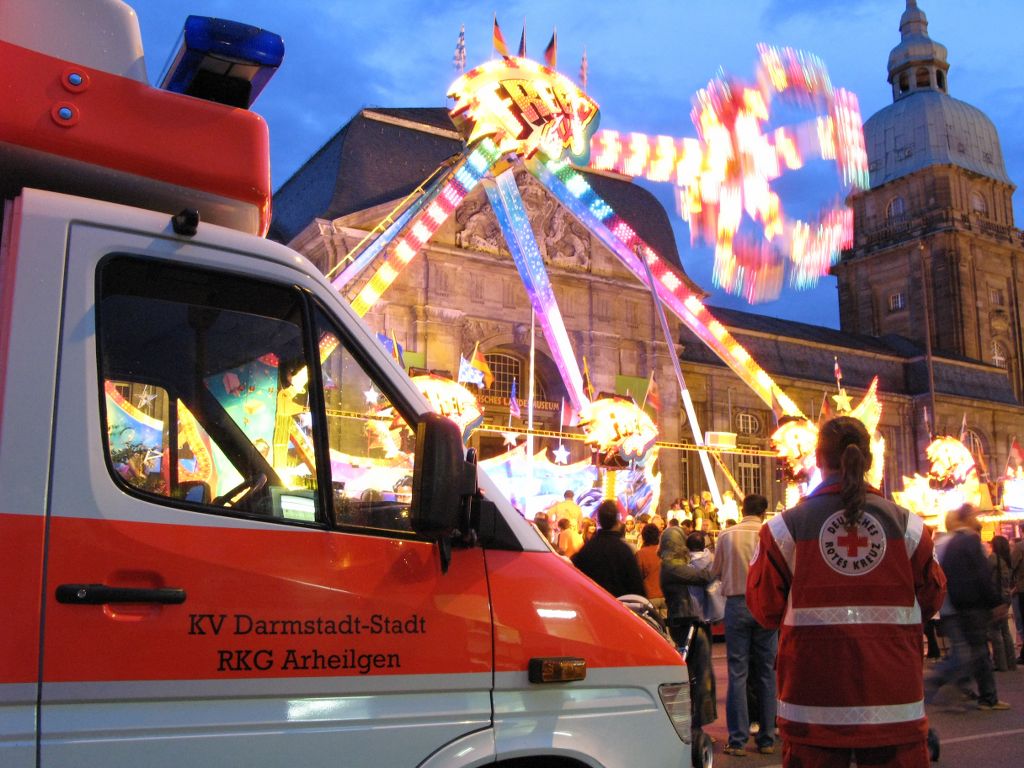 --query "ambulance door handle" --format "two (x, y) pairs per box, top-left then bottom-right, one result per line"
(56, 583), (187, 605)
